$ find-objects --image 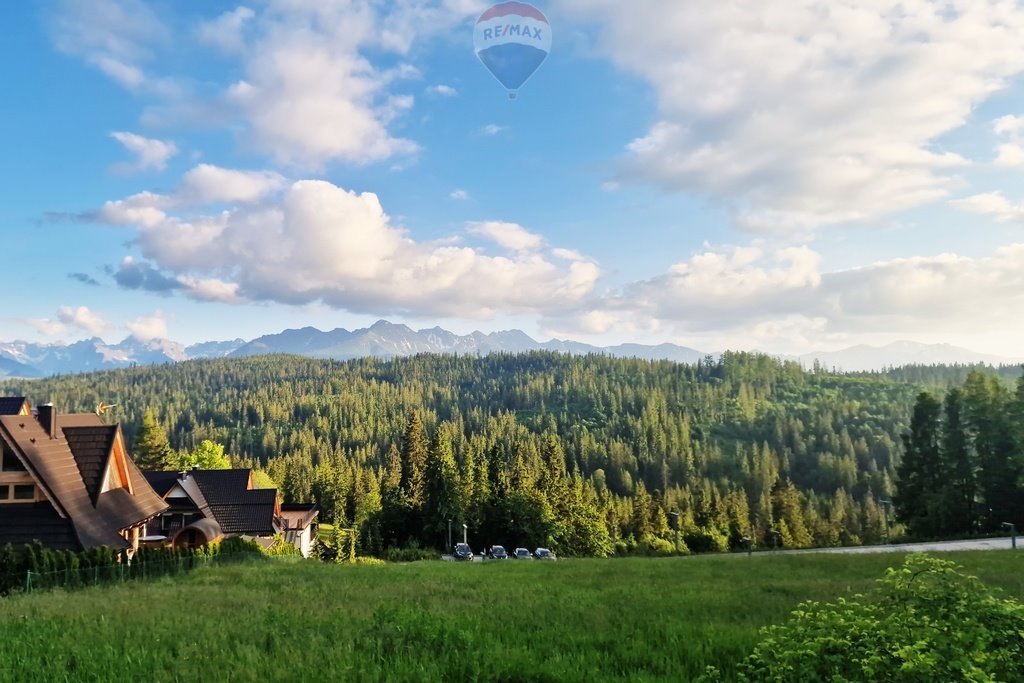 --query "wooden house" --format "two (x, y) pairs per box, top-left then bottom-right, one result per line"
(0, 398), (168, 556)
